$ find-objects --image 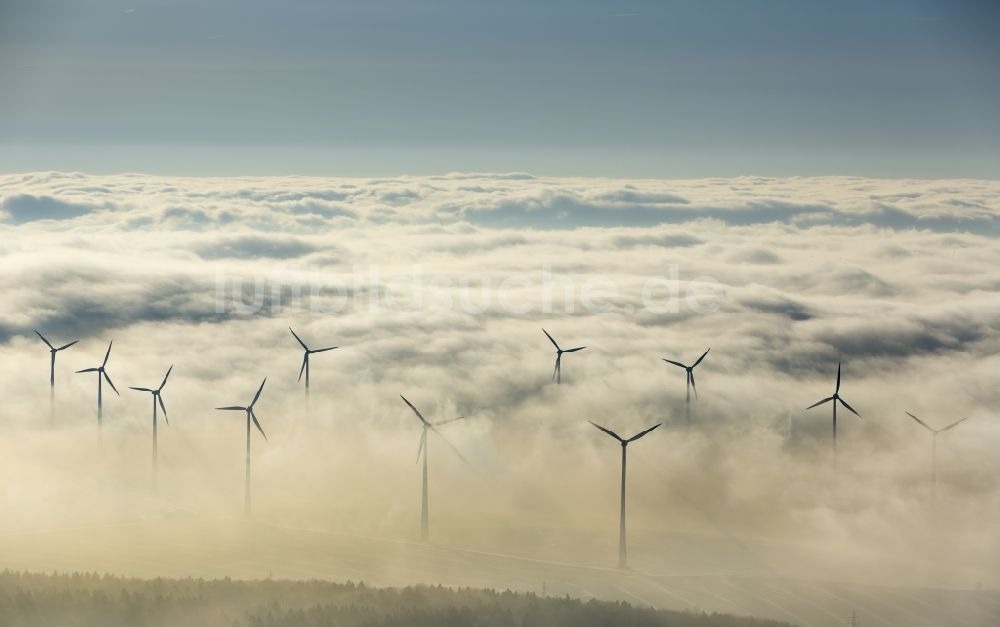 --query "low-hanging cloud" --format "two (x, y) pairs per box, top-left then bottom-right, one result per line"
(0, 172), (997, 618)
